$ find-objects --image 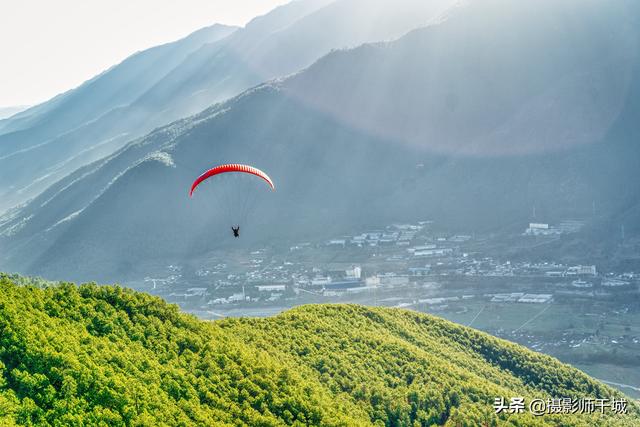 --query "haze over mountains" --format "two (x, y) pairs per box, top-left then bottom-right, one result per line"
(1, 0), (640, 282)
(0, 0), (456, 212)
(0, 106), (29, 120)
(0, 23), (237, 211)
